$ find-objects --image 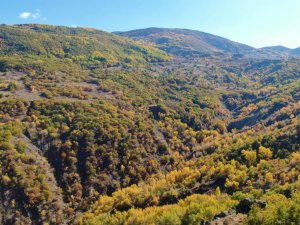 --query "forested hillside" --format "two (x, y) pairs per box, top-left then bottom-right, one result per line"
(117, 28), (300, 59)
(0, 24), (170, 69)
(0, 24), (299, 225)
